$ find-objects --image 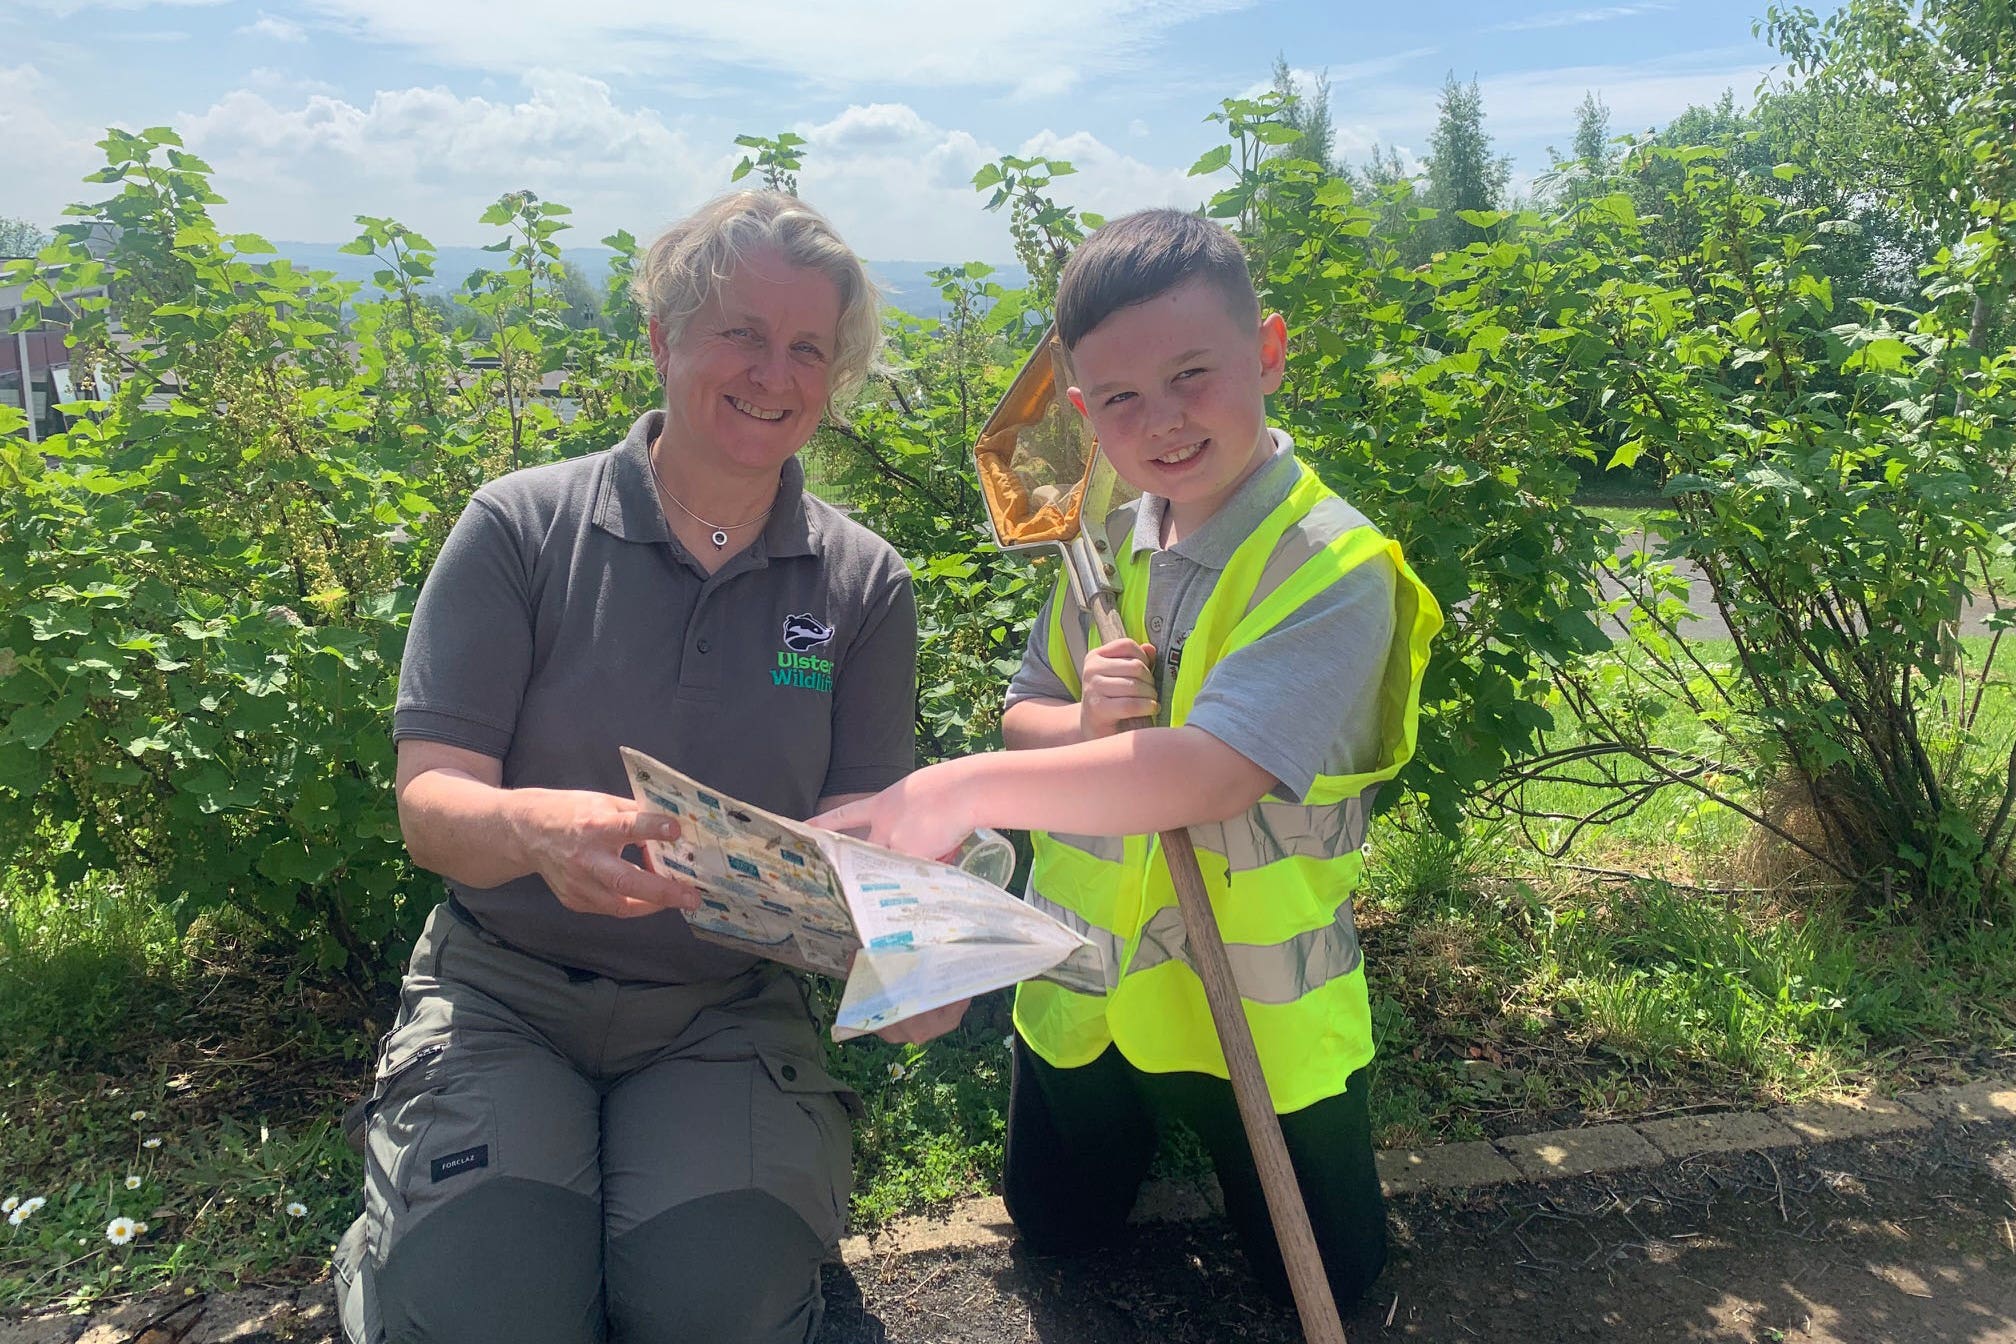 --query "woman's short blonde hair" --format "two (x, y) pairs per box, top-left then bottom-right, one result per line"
(631, 190), (882, 414)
